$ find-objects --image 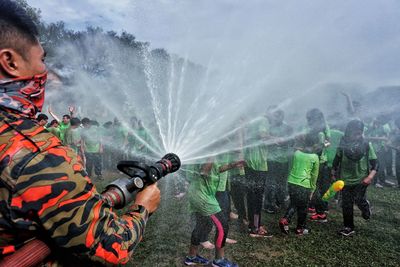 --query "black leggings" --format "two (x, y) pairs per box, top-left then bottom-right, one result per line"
(230, 176), (247, 220)
(191, 211), (228, 249)
(311, 163), (330, 214)
(342, 183), (369, 229)
(245, 168), (267, 230)
(284, 184), (311, 229)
